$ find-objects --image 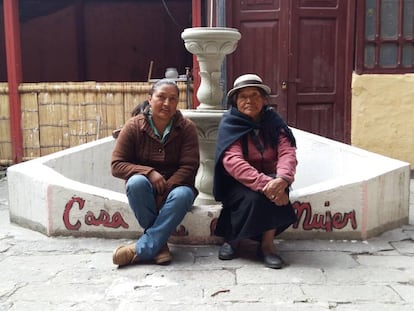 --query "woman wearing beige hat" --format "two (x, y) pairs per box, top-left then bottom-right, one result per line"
(213, 74), (297, 269)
